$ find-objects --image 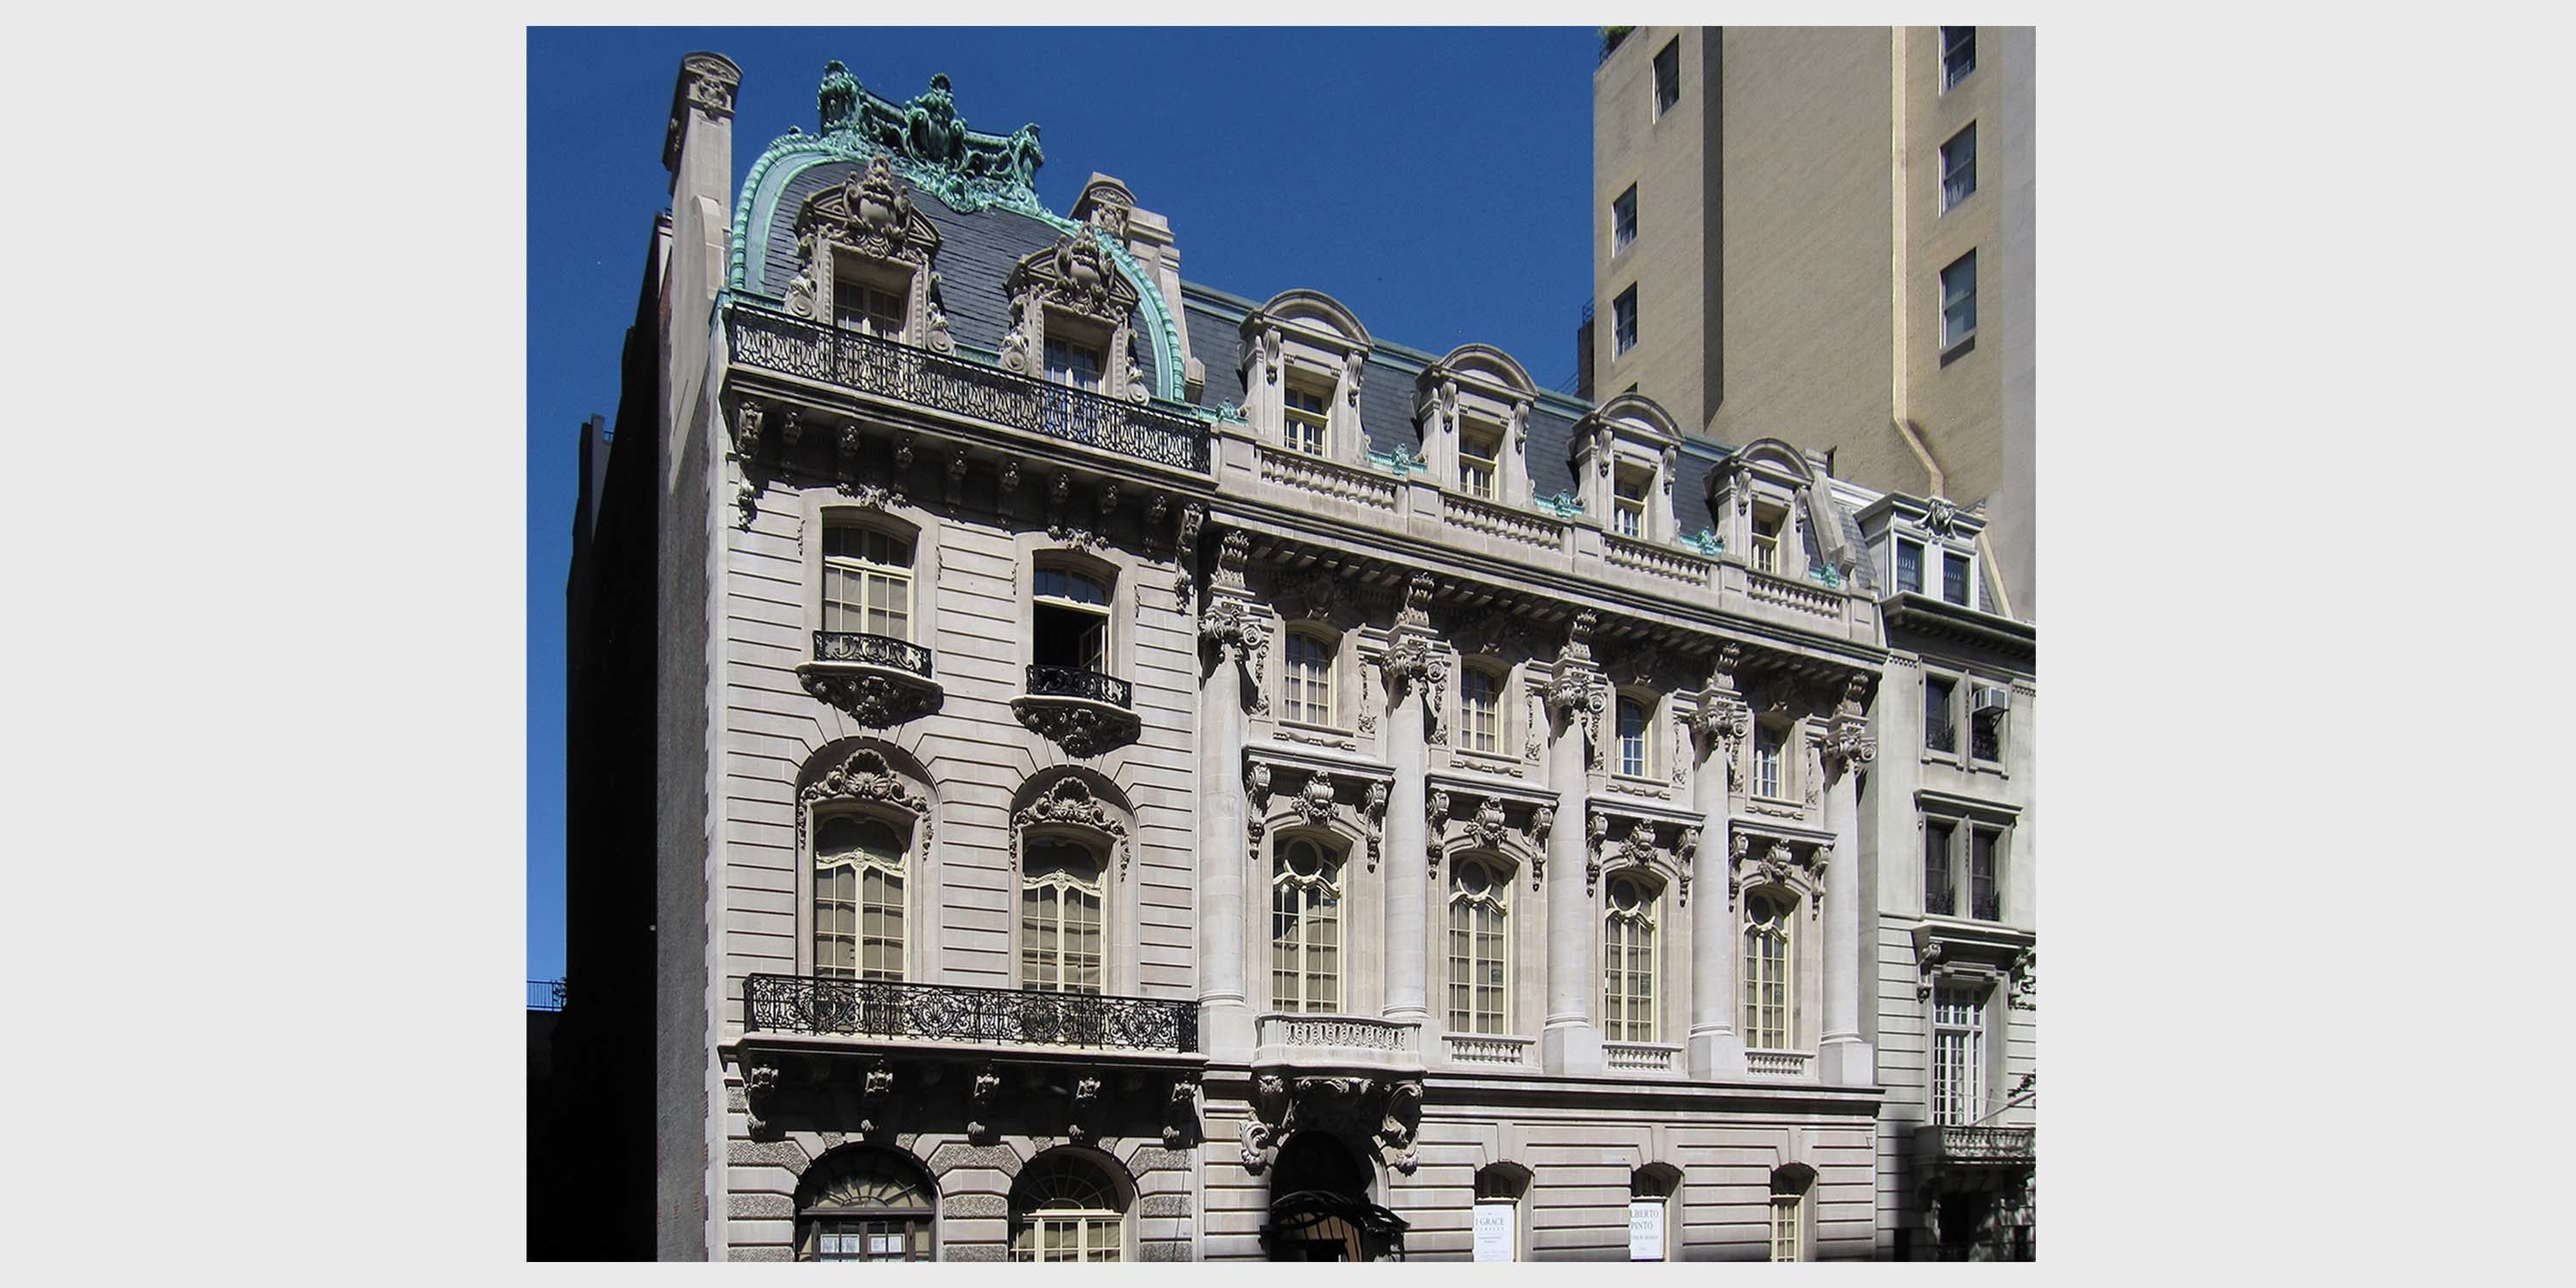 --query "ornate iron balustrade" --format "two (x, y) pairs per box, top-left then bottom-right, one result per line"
(743, 973), (1197, 1053)
(1024, 665), (1132, 709)
(813, 630), (934, 677)
(727, 303), (1211, 472)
